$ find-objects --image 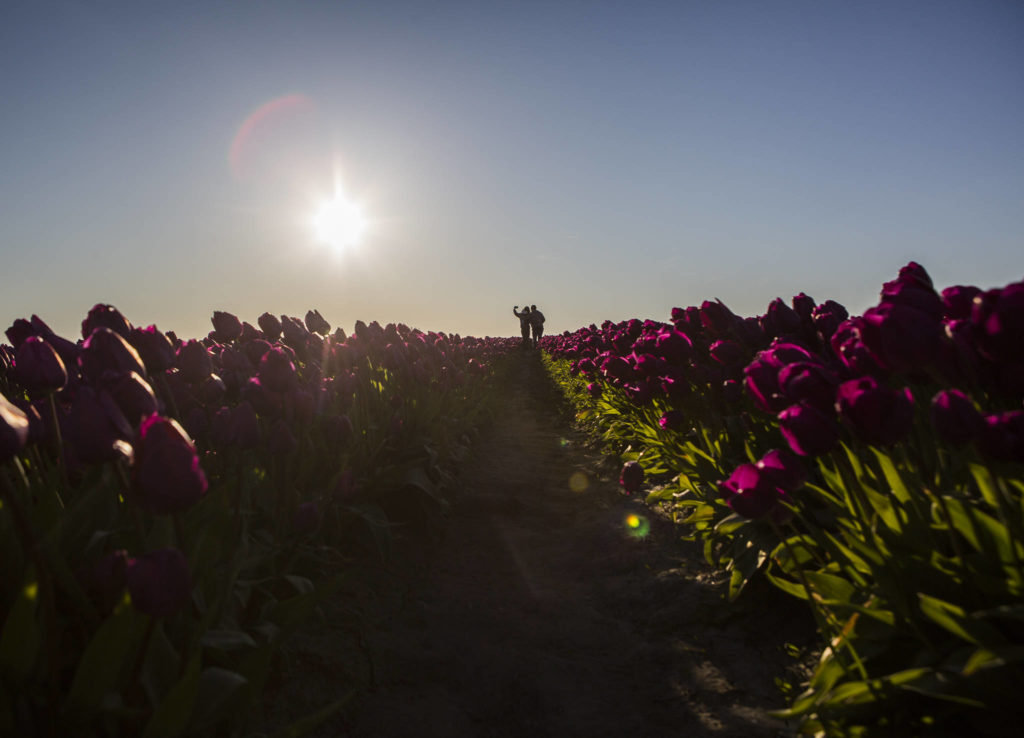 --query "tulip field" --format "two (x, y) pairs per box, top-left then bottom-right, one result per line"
(2, 261), (1022, 736)
(0, 307), (516, 736)
(542, 262), (1024, 736)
